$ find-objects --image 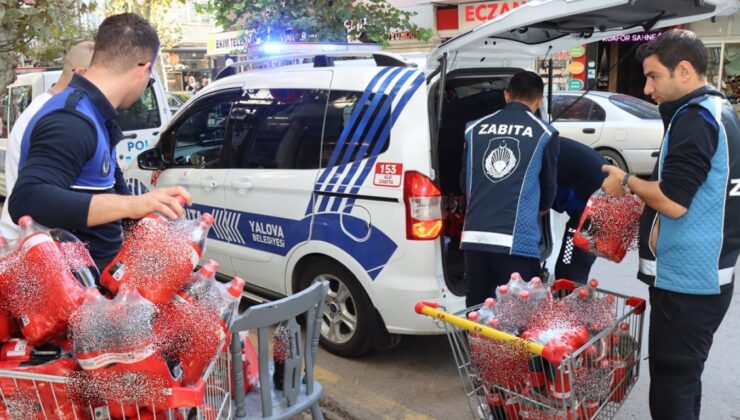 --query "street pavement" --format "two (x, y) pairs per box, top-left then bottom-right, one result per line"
(312, 250), (740, 419)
